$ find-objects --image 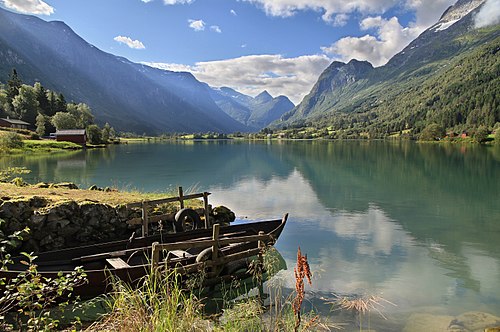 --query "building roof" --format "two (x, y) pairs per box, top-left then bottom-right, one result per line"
(55, 129), (86, 136)
(0, 118), (30, 125)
